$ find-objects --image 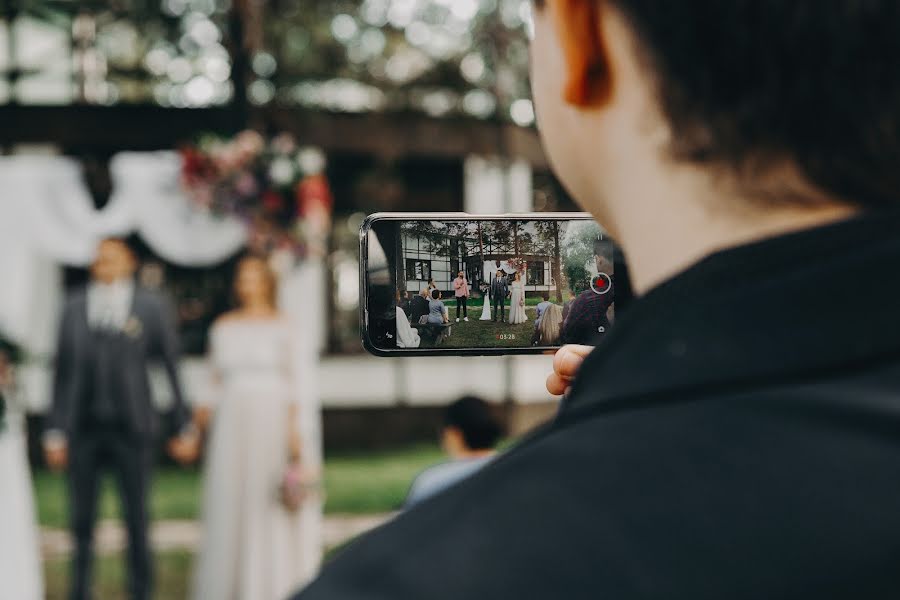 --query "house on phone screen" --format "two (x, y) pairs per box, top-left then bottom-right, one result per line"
(398, 220), (564, 299)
